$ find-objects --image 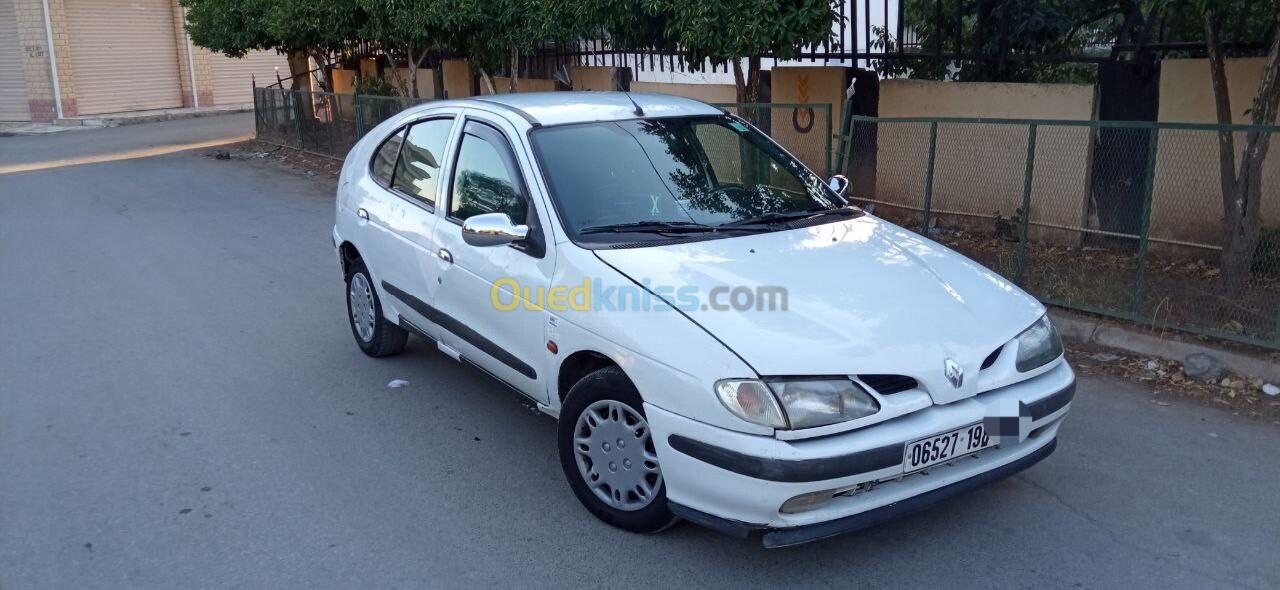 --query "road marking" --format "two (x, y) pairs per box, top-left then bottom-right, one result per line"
(0, 135), (255, 175)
